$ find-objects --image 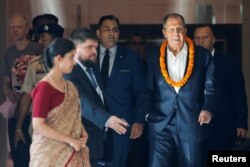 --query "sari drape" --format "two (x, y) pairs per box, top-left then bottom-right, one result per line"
(30, 81), (89, 167)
